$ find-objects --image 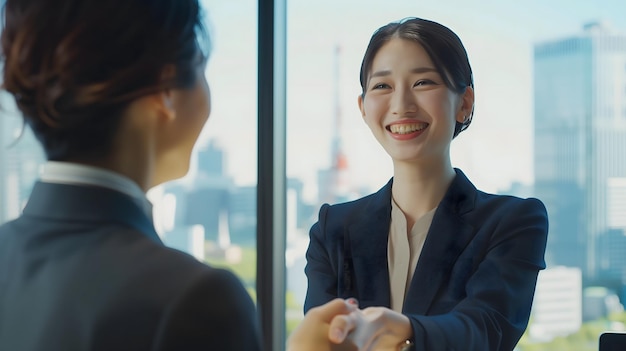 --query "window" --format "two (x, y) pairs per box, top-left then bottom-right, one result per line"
(2, 1), (626, 351)
(285, 1), (626, 350)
